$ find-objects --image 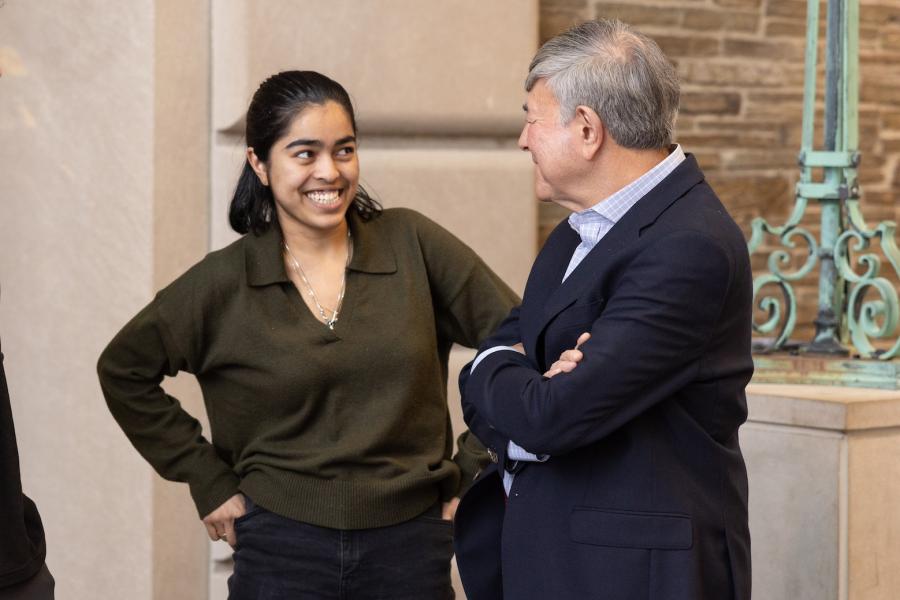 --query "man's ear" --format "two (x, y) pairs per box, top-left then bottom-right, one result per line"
(246, 148), (269, 187)
(574, 105), (604, 160)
